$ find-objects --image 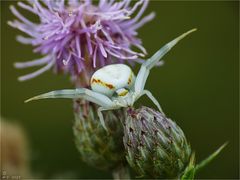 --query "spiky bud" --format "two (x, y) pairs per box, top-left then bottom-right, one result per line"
(73, 100), (126, 171)
(123, 106), (191, 178)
